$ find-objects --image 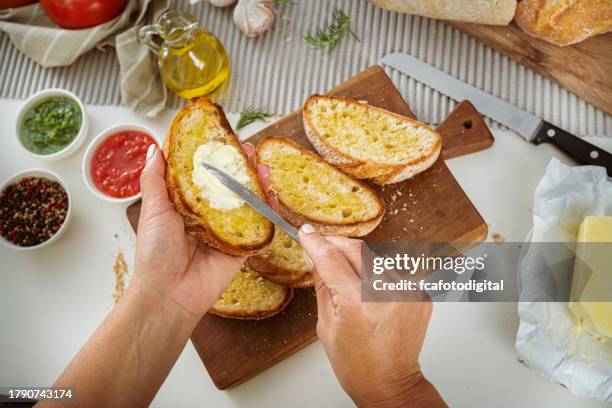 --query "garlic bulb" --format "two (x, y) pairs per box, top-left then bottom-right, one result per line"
(233, 0), (276, 38)
(208, 0), (237, 6)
